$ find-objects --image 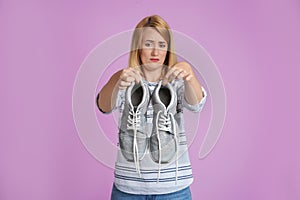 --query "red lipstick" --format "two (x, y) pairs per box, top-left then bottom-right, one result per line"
(150, 58), (159, 62)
